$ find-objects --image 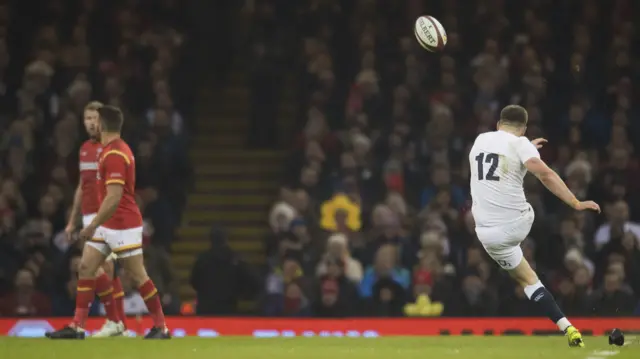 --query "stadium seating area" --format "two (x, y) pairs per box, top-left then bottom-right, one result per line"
(0, 0), (190, 316)
(1, 0), (639, 320)
(264, 0), (640, 317)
